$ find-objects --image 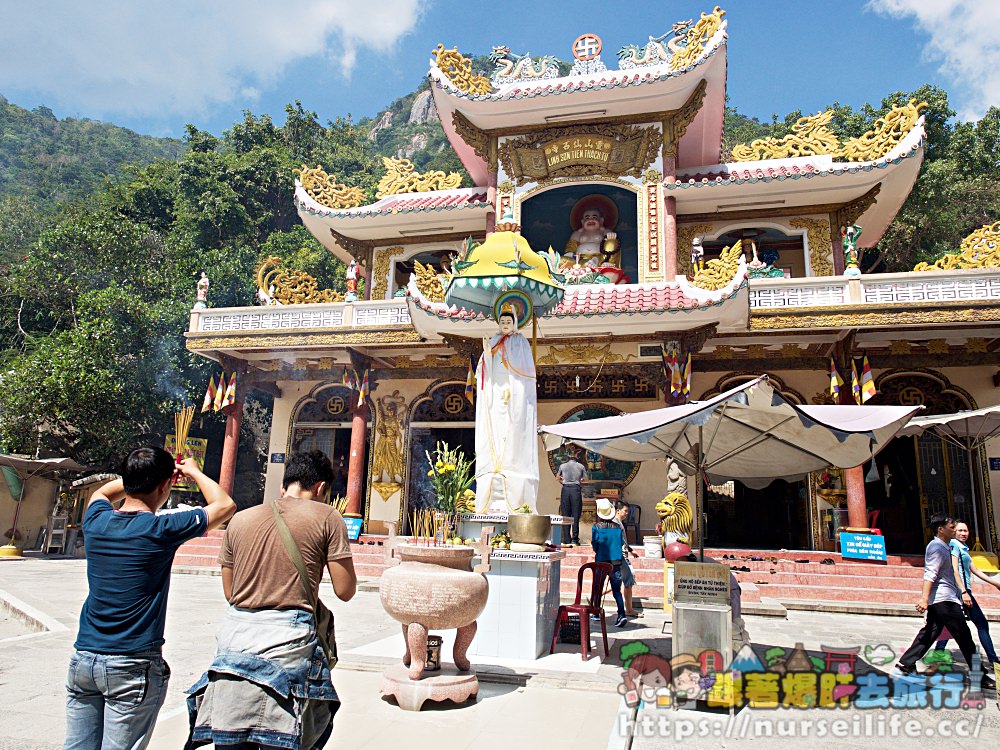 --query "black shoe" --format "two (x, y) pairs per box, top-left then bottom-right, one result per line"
(895, 662), (916, 675)
(615, 615), (629, 628)
(981, 674), (996, 690)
